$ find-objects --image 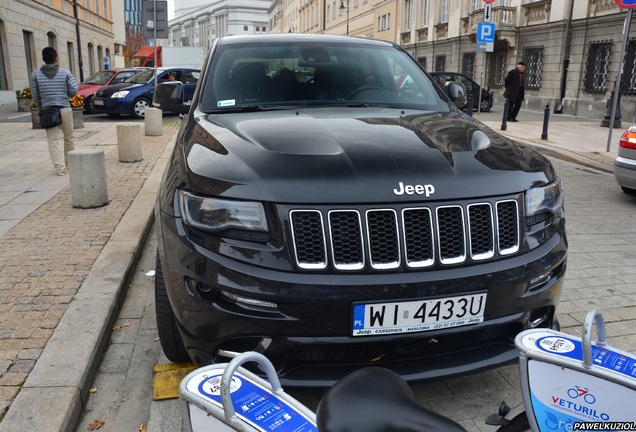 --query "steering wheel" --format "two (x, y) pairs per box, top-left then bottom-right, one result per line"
(348, 85), (385, 99)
